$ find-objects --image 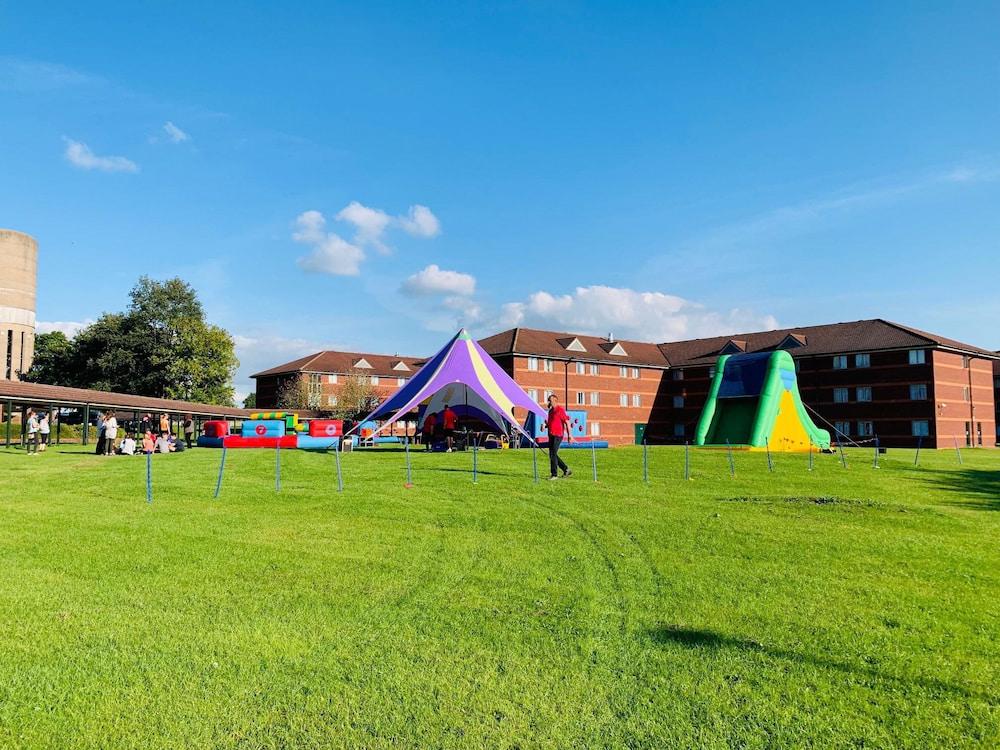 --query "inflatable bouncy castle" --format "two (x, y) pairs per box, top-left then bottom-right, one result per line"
(196, 411), (352, 451)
